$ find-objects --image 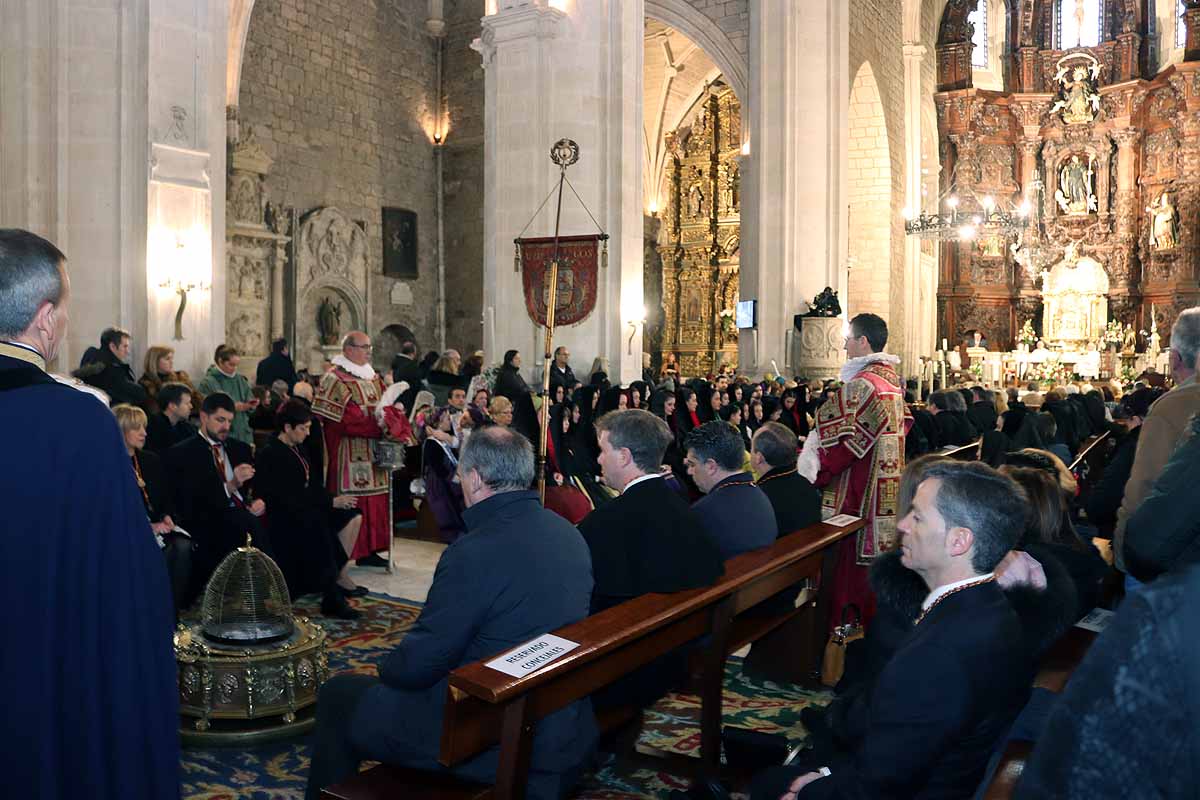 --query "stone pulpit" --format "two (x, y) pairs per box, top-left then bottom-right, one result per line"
(1039, 245), (1109, 350)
